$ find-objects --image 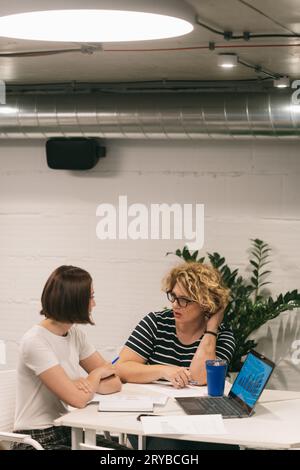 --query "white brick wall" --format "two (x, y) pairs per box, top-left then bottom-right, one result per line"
(0, 139), (299, 389)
